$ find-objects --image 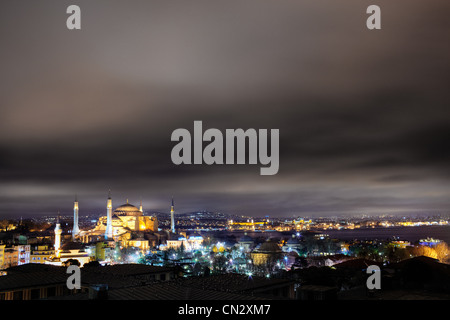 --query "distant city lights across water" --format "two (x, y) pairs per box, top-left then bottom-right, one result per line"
(207, 225), (450, 244)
